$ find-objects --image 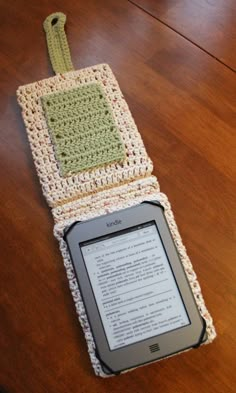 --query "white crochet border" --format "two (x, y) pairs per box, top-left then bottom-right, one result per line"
(53, 178), (216, 377)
